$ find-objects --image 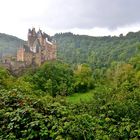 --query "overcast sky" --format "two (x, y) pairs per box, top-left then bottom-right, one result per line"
(0, 0), (140, 40)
